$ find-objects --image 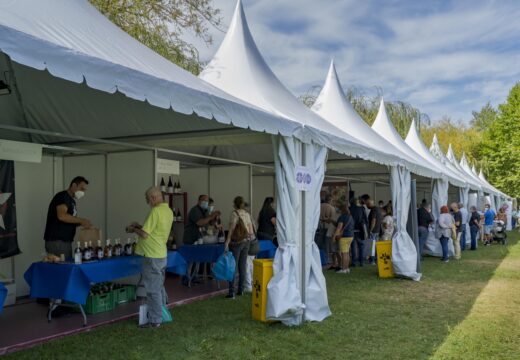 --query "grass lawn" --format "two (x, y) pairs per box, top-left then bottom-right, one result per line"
(6, 231), (520, 360)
